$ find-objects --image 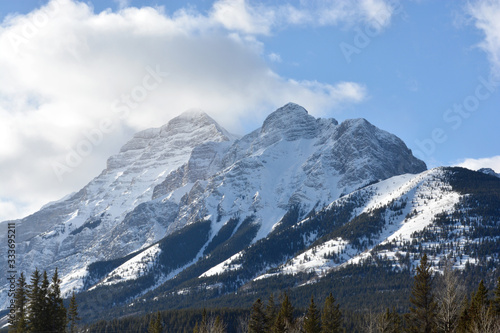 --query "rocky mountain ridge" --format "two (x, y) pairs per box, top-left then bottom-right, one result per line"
(1, 103), (428, 310)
